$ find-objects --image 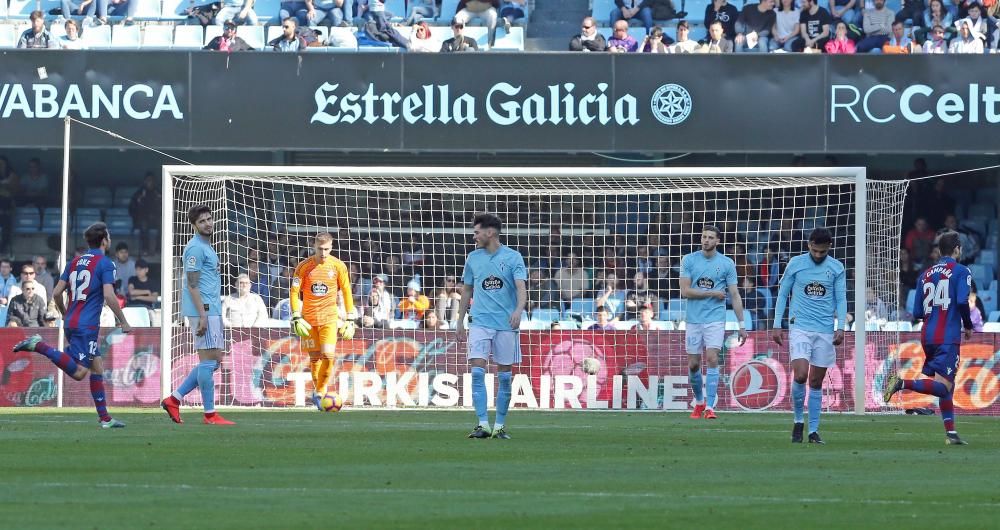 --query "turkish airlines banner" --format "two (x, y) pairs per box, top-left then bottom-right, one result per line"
(4, 51), (997, 153)
(3, 328), (1000, 415)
